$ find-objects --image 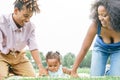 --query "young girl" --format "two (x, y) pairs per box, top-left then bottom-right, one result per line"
(46, 51), (71, 77)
